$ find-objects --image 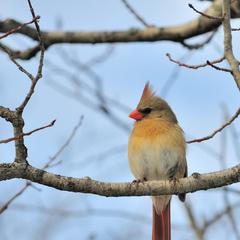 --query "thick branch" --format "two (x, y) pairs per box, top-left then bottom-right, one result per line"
(0, 16), (40, 40)
(222, 0), (240, 90)
(0, 163), (239, 197)
(0, 106), (16, 123)
(0, 0), (228, 59)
